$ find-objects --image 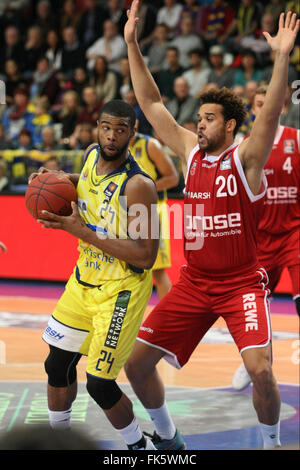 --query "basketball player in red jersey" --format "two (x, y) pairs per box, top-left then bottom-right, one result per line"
(232, 86), (299, 390)
(123, 1), (299, 450)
